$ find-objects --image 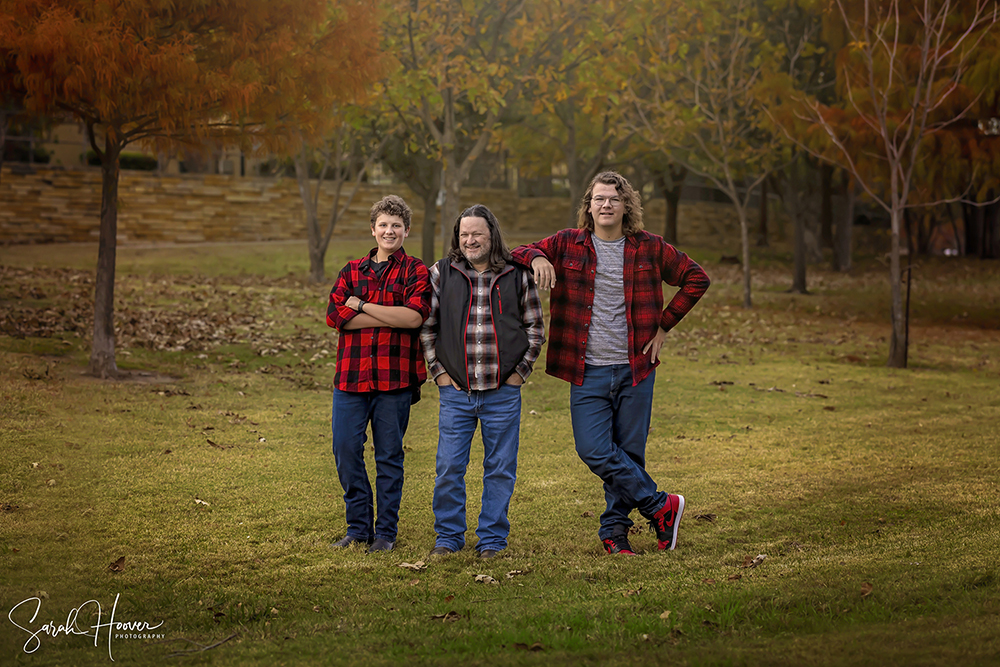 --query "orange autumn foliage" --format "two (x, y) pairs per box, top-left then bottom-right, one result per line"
(0, 0), (386, 378)
(0, 0), (384, 149)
